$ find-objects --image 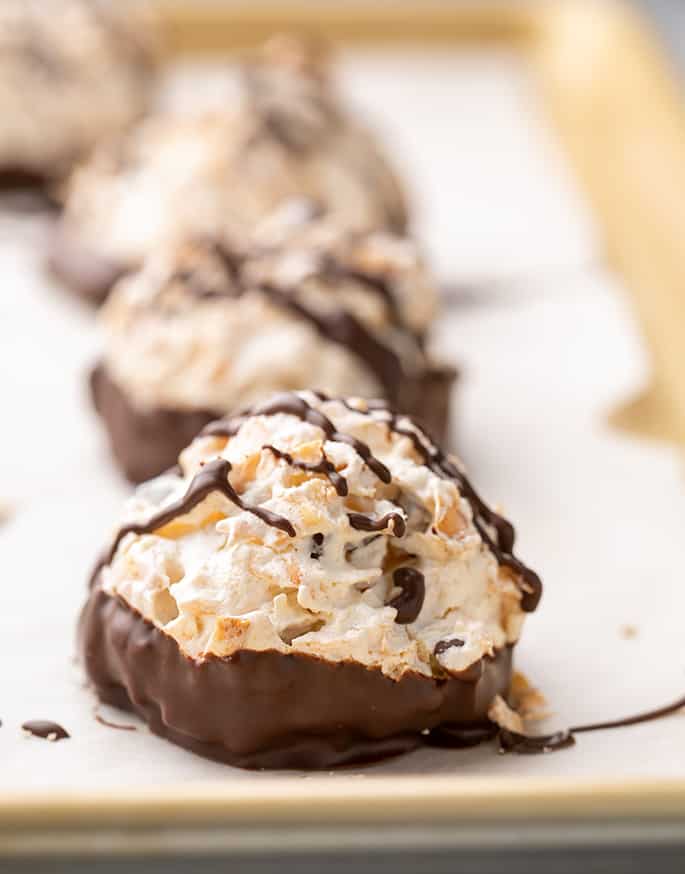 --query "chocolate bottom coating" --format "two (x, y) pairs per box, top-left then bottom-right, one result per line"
(90, 364), (218, 483)
(90, 363), (455, 485)
(408, 364), (456, 443)
(47, 226), (129, 306)
(80, 584), (511, 770)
